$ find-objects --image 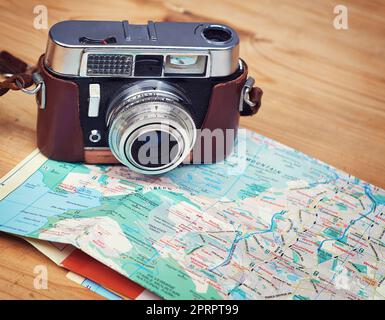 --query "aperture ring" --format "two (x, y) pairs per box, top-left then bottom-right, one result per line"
(106, 82), (197, 174)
